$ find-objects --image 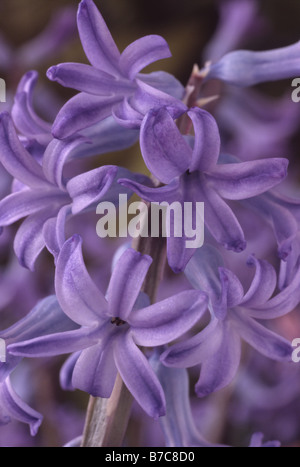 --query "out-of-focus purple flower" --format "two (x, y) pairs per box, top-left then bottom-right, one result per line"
(0, 7), (77, 73)
(204, 40), (300, 87)
(216, 87), (300, 161)
(8, 238), (208, 419)
(119, 106), (288, 272)
(47, 0), (186, 139)
(0, 112), (148, 269)
(0, 376), (42, 436)
(203, 0), (262, 63)
(161, 246), (294, 397)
